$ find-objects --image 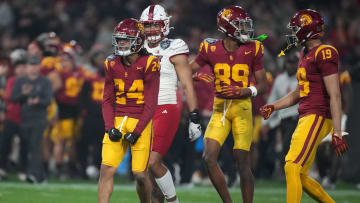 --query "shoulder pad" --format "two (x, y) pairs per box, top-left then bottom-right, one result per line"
(205, 38), (218, 44)
(169, 38), (189, 54)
